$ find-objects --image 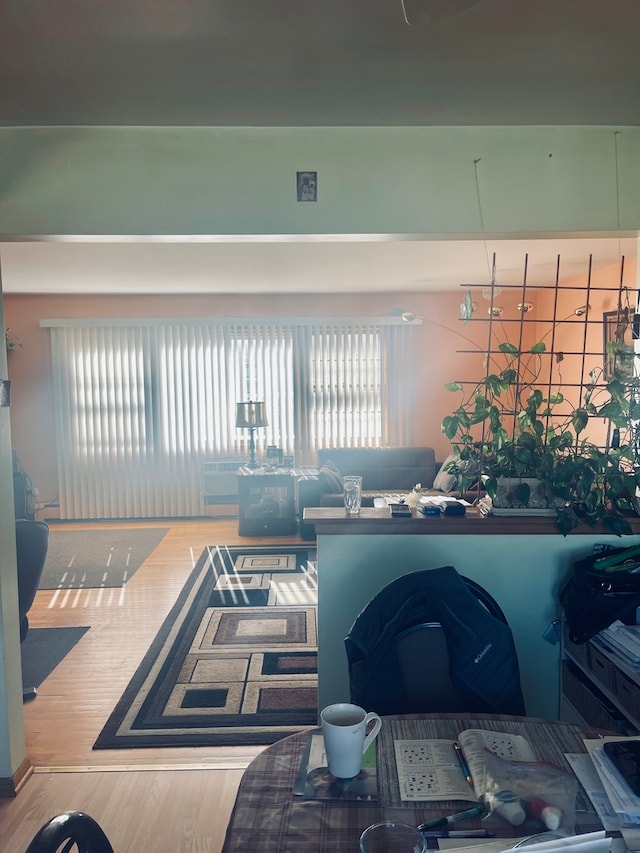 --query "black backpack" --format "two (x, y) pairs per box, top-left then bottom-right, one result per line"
(560, 548), (640, 644)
